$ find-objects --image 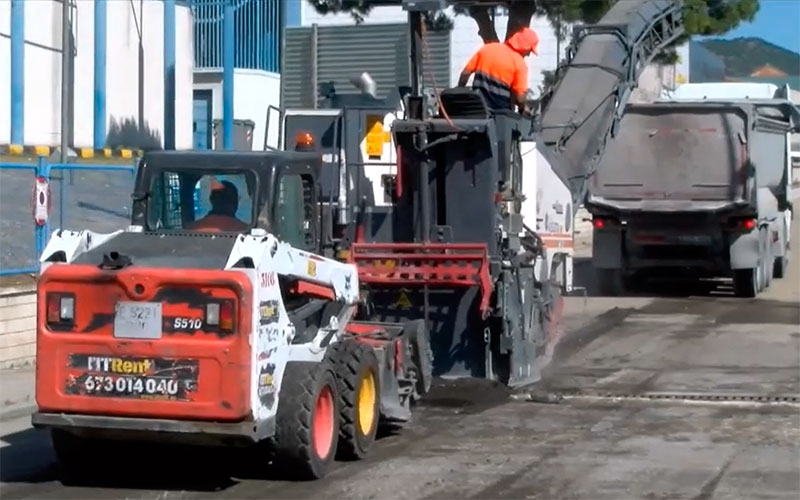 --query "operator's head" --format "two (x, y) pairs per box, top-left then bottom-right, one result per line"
(506, 27), (539, 58)
(209, 180), (239, 216)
